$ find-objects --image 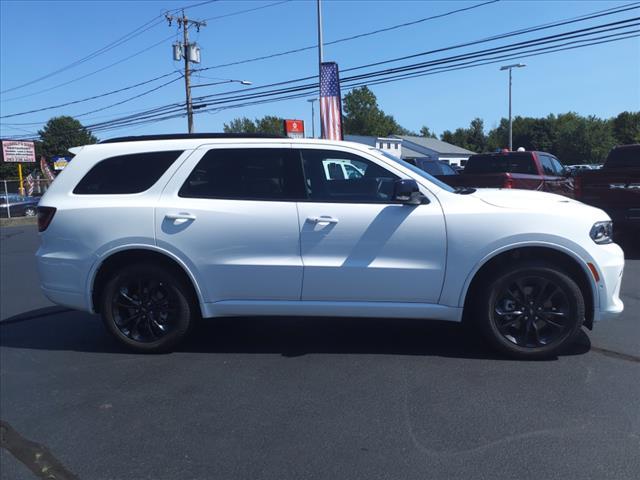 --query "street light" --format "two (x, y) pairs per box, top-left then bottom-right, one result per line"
(191, 79), (252, 88)
(499, 63), (526, 151)
(307, 98), (318, 138)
